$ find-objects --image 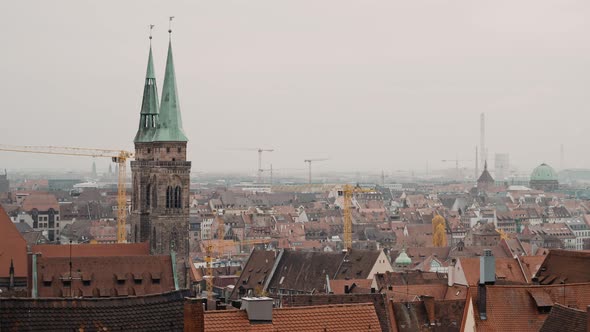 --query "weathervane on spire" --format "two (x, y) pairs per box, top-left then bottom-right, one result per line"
(168, 16), (175, 37)
(149, 24), (155, 42)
